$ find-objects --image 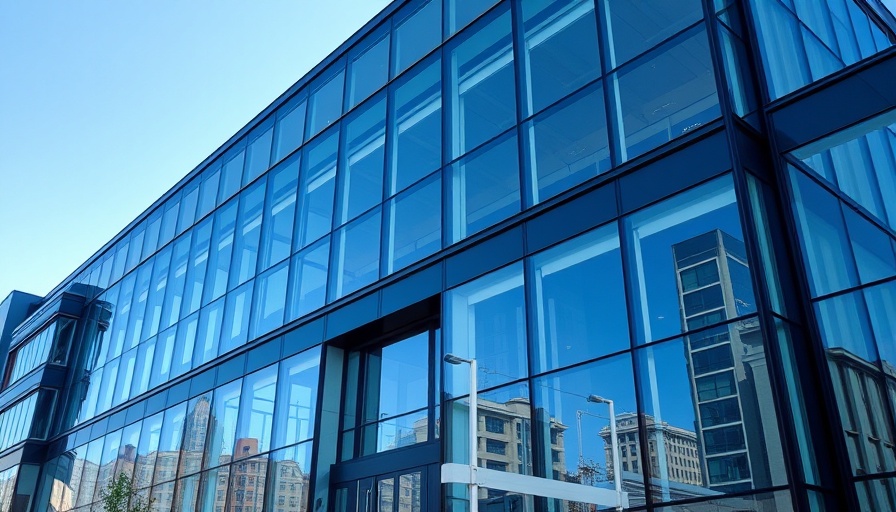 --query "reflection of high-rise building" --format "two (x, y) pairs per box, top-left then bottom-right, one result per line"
(673, 230), (783, 493)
